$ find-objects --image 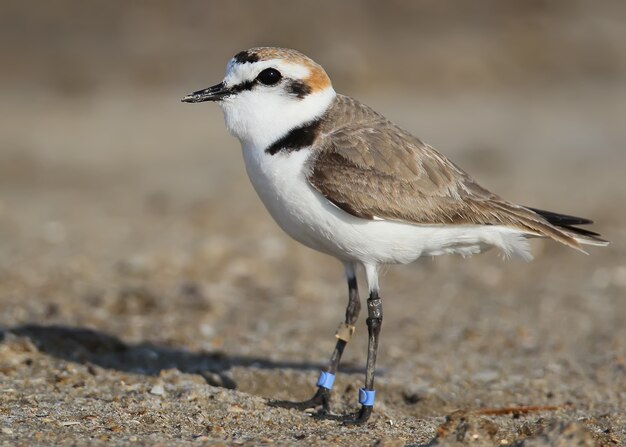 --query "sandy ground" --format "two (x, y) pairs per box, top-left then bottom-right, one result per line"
(1, 2), (626, 446)
(0, 83), (624, 446)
